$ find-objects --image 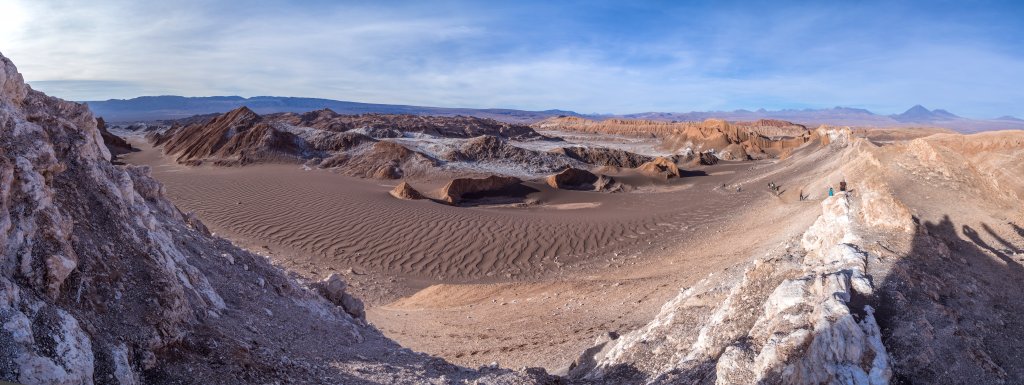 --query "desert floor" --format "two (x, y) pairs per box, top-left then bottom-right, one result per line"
(124, 139), (825, 371)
